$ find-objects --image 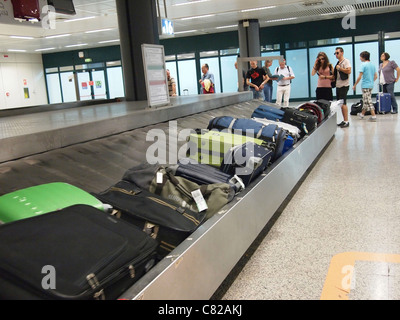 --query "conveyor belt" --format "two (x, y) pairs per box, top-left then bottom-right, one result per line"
(0, 100), (260, 196)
